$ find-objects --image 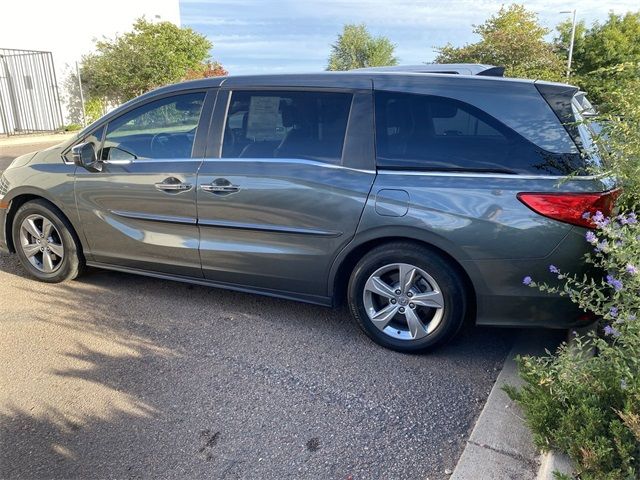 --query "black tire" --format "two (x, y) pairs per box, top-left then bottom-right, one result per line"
(348, 242), (467, 353)
(11, 199), (84, 283)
